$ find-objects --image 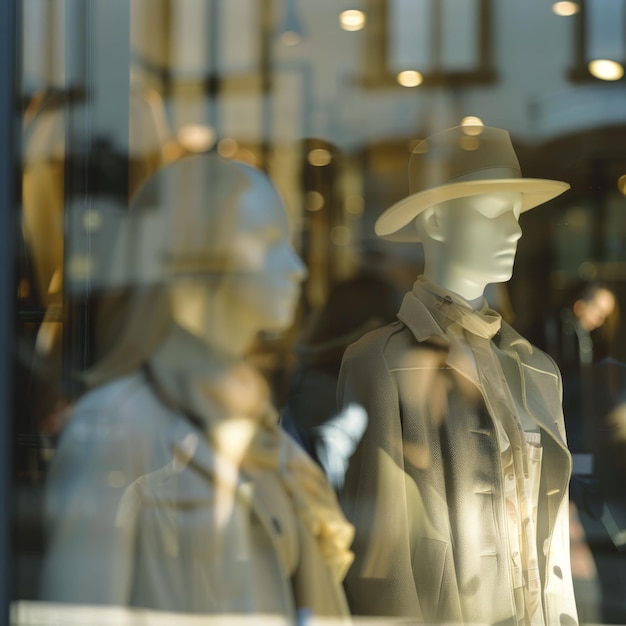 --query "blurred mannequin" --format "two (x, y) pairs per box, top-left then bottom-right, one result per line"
(338, 126), (578, 624)
(40, 154), (353, 619)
